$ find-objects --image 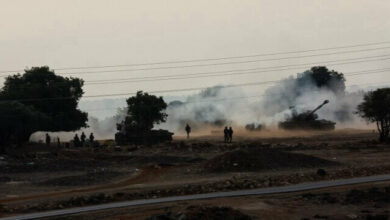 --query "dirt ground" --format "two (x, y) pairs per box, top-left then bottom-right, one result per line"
(1, 129), (390, 218)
